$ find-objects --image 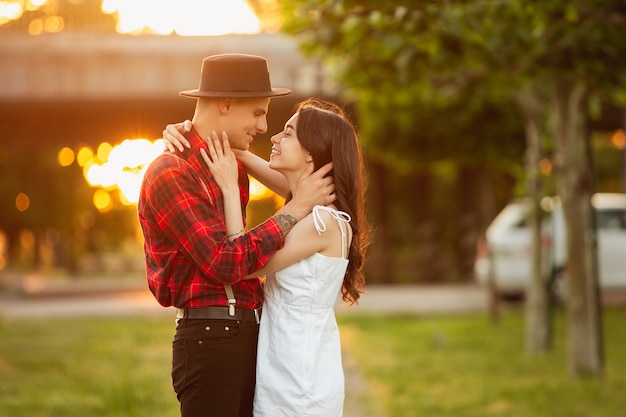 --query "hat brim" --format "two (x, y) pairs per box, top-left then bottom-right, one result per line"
(179, 88), (291, 98)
